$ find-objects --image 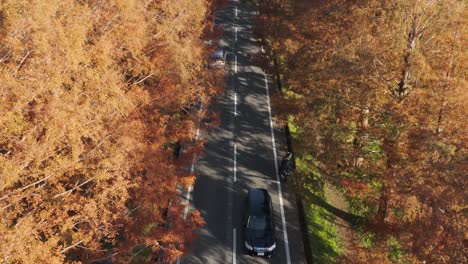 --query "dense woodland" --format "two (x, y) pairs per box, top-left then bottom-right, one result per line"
(1, 0), (466, 263)
(0, 0), (225, 262)
(256, 0), (466, 263)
